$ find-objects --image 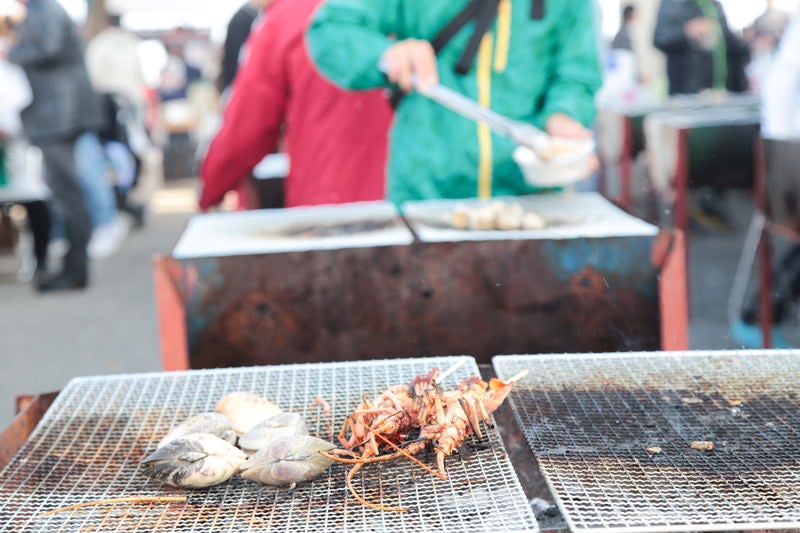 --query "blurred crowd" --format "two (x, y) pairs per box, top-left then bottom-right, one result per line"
(1, 0), (799, 297)
(200, 0), (800, 211)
